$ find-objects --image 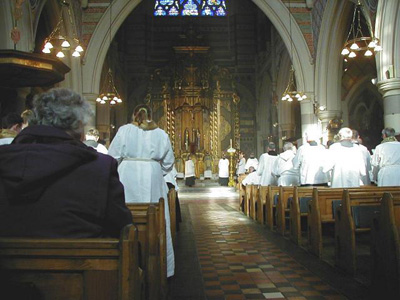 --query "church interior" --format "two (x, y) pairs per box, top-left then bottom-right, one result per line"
(0, 0), (399, 299)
